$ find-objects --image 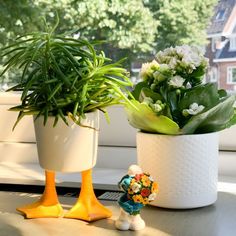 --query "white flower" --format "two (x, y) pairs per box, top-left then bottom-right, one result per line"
(169, 57), (178, 69)
(168, 76), (185, 88)
(148, 193), (157, 201)
(180, 46), (203, 69)
(176, 45), (192, 56)
(131, 183), (141, 193)
(140, 60), (159, 80)
(142, 97), (153, 105)
(182, 103), (205, 116)
(151, 103), (162, 113)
